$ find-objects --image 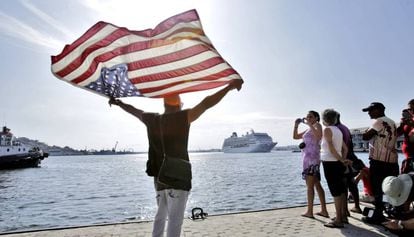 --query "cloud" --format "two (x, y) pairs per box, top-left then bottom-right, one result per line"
(20, 0), (73, 39)
(0, 10), (64, 51)
(0, 0), (77, 52)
